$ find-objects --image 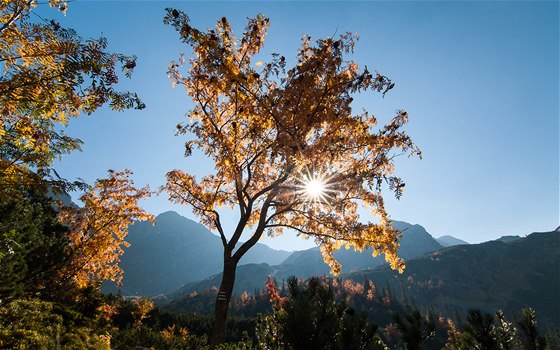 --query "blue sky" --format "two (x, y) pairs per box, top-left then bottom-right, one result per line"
(46, 1), (558, 251)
